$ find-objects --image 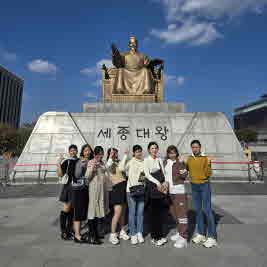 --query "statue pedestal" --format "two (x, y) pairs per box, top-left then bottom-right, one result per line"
(83, 102), (185, 113)
(15, 108), (251, 182)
